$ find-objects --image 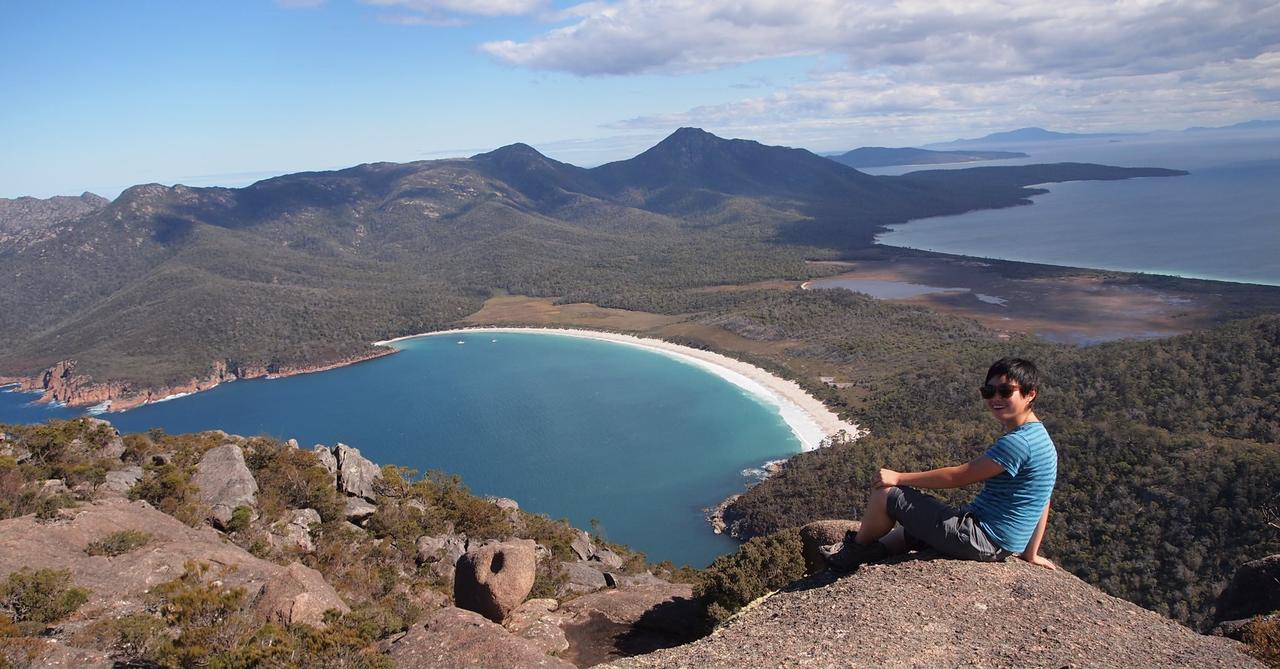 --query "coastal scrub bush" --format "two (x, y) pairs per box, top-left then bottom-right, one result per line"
(1245, 617), (1280, 668)
(128, 561), (393, 668)
(0, 568), (89, 631)
(697, 527), (805, 625)
(131, 459), (201, 526)
(246, 443), (344, 523)
(226, 505), (253, 533)
(0, 457), (39, 521)
(419, 471), (510, 539)
(85, 529), (152, 557)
